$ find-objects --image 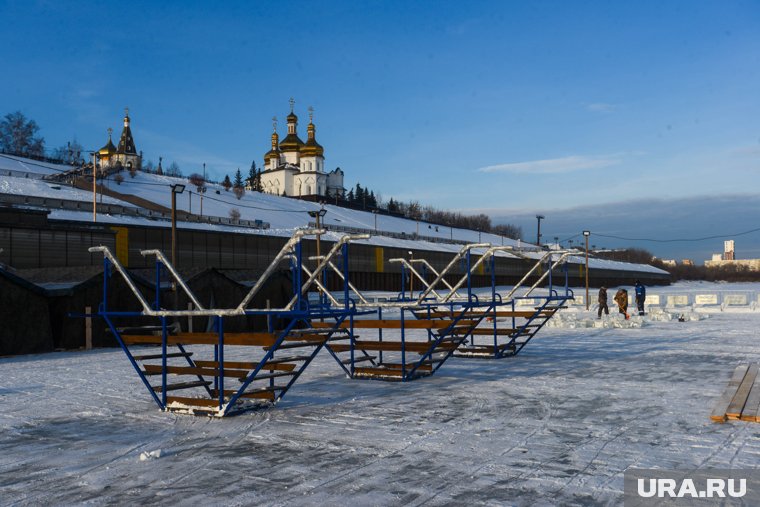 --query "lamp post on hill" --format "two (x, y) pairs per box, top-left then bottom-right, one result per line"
(536, 214), (545, 246)
(583, 230), (590, 310)
(91, 152), (100, 223)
